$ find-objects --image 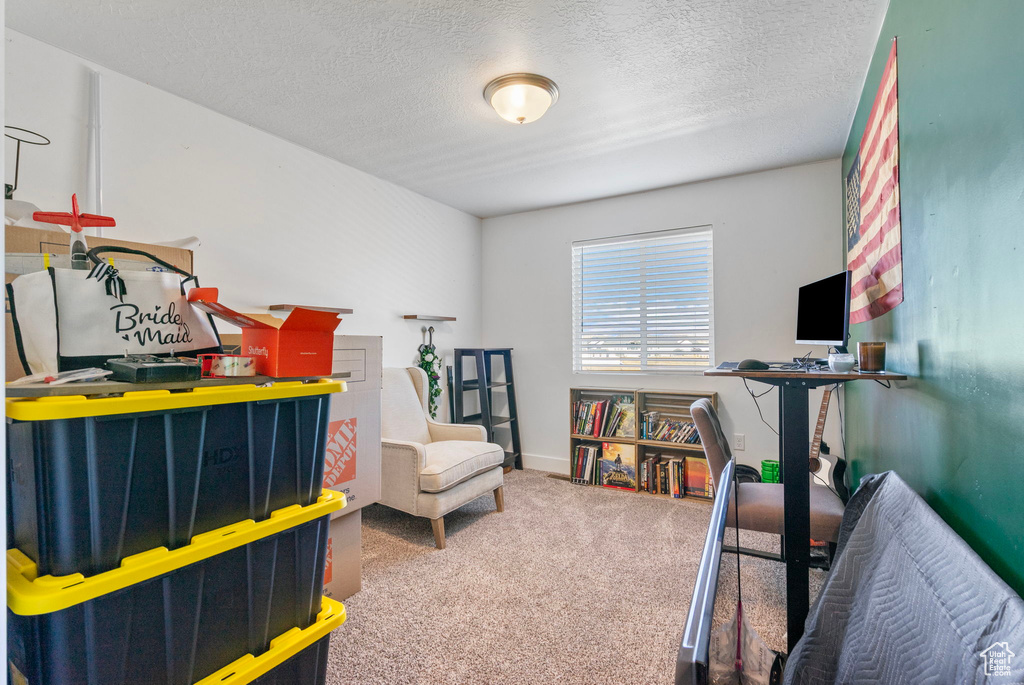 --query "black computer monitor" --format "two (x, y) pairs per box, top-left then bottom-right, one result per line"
(796, 270), (852, 351)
